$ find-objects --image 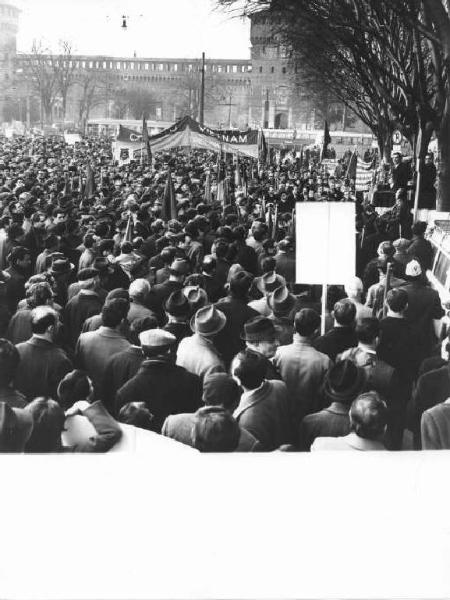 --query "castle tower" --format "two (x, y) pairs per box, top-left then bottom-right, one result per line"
(0, 2), (20, 121)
